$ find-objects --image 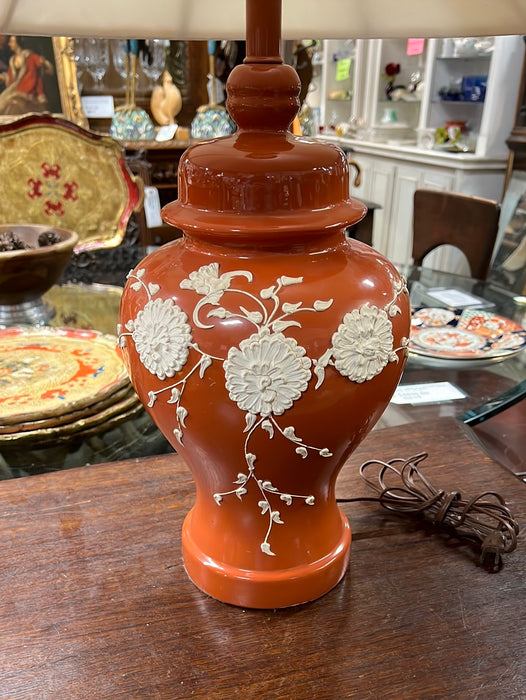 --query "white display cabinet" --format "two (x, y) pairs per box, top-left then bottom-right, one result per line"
(306, 39), (367, 132)
(363, 37), (428, 144)
(313, 35), (524, 267)
(420, 36), (524, 158)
